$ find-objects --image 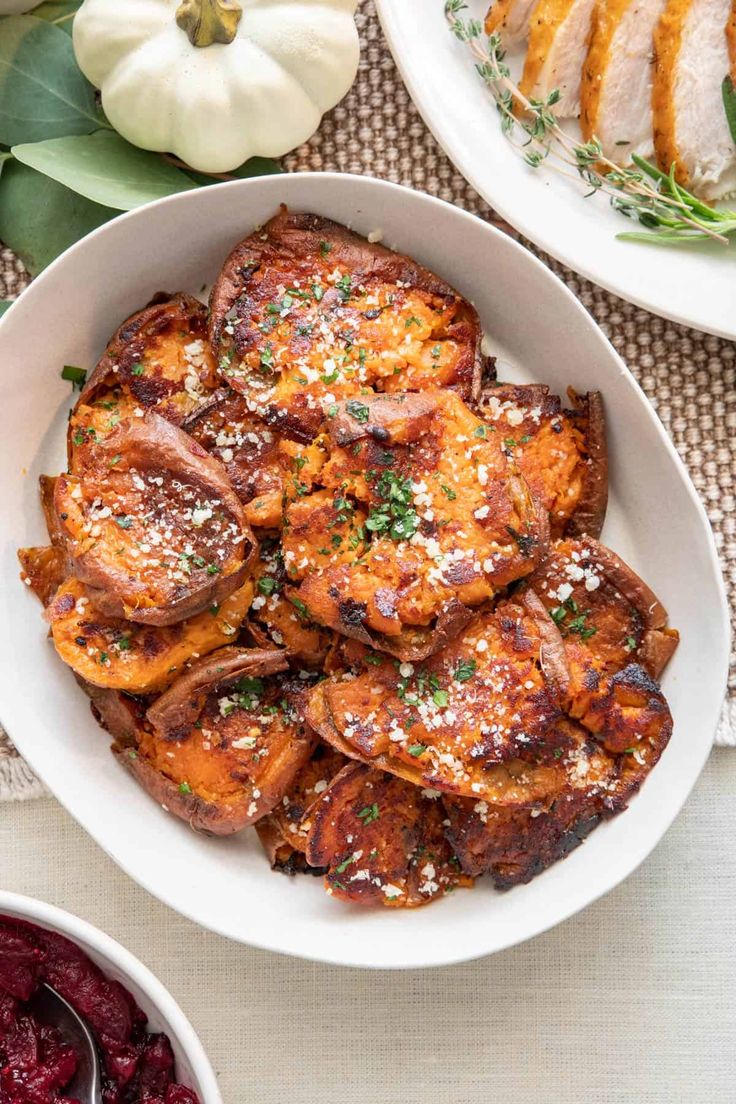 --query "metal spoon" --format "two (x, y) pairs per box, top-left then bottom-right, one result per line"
(29, 983), (103, 1104)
